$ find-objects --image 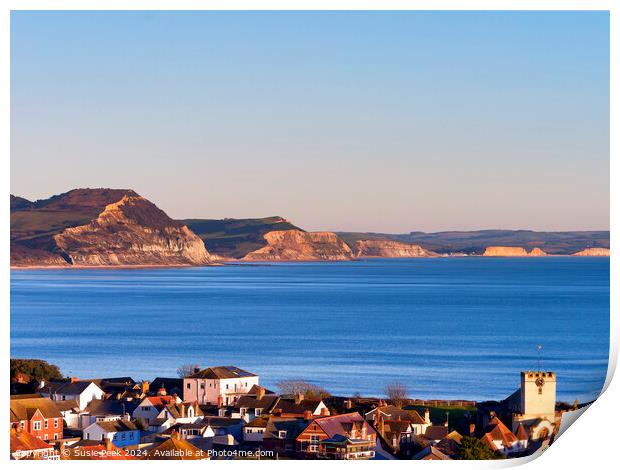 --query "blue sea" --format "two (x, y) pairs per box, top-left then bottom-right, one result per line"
(10, 257), (609, 403)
